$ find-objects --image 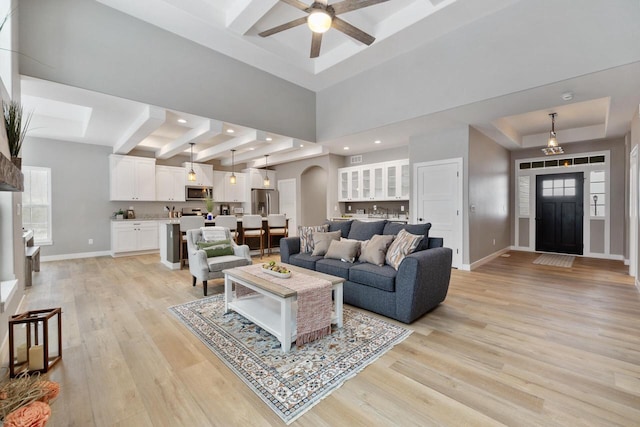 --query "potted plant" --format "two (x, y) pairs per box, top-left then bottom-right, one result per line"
(204, 195), (214, 220)
(3, 100), (32, 169)
(115, 209), (124, 220)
